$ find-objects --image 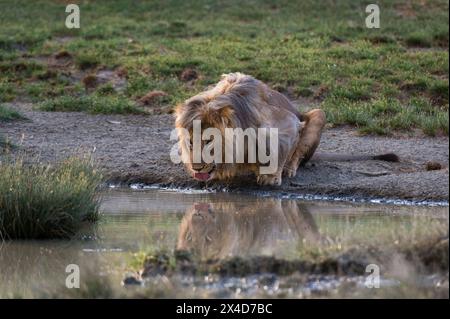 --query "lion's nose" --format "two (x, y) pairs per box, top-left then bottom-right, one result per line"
(193, 211), (204, 219)
(195, 203), (210, 211)
(192, 164), (206, 171)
